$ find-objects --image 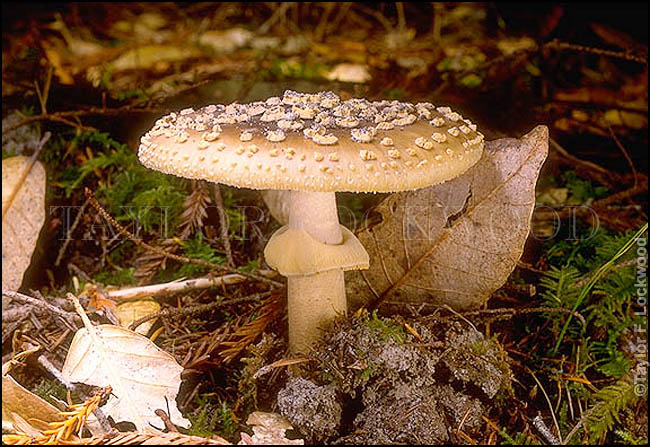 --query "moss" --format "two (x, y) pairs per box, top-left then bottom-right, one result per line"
(364, 310), (405, 343)
(32, 377), (68, 407)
